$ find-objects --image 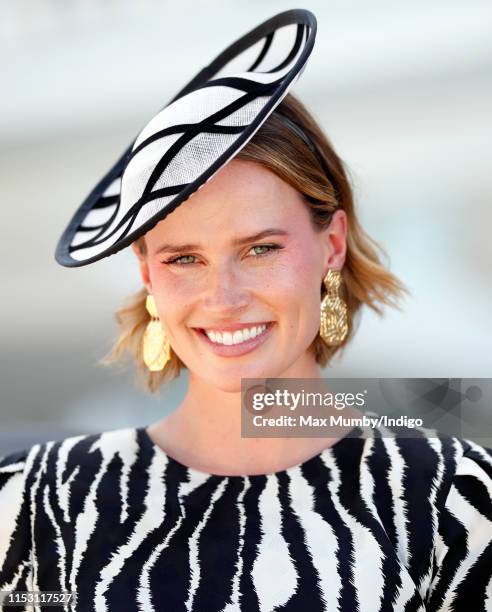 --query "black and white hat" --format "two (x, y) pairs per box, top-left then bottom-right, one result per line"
(55, 9), (317, 267)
